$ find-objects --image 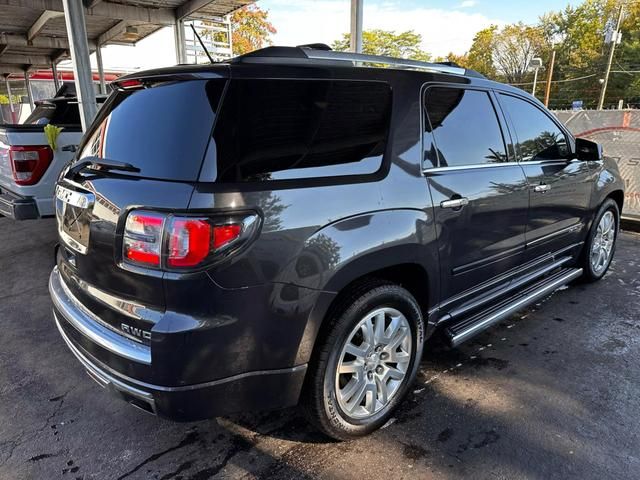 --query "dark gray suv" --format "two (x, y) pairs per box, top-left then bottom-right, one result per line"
(49, 45), (624, 440)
